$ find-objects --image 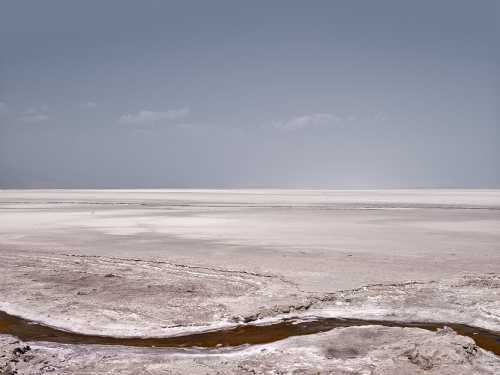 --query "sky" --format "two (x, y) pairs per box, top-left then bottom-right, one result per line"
(0, 0), (498, 188)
